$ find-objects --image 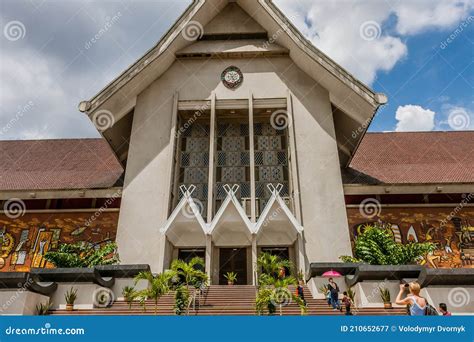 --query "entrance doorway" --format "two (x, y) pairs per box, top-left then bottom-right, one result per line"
(219, 248), (247, 285)
(178, 248), (205, 272)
